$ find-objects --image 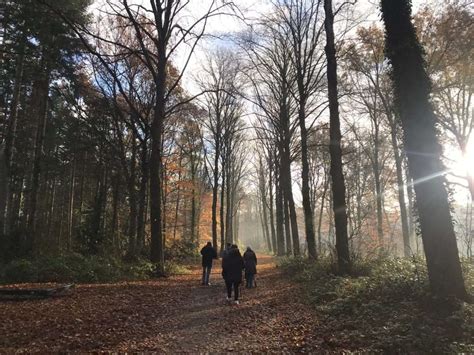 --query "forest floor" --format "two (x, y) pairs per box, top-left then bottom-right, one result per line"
(0, 255), (472, 353)
(0, 255), (325, 353)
